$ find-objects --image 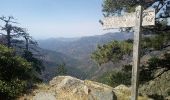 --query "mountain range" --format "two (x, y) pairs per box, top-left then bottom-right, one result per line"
(38, 32), (133, 81)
